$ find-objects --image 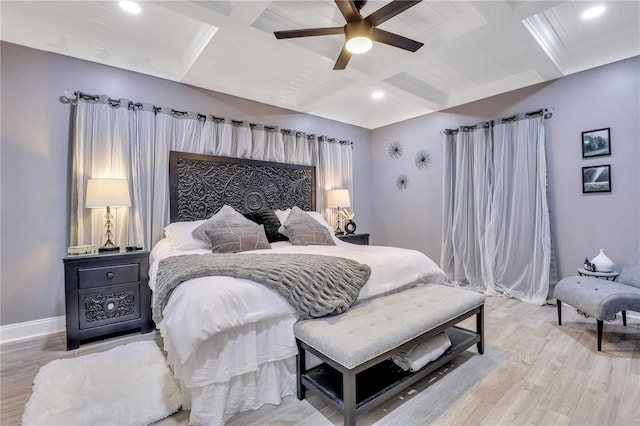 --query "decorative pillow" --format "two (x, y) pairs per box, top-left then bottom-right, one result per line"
(274, 209), (291, 225)
(619, 245), (640, 289)
(204, 225), (271, 253)
(243, 210), (288, 242)
(278, 206), (335, 237)
(282, 207), (336, 246)
(164, 220), (208, 251)
(192, 205), (257, 243)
